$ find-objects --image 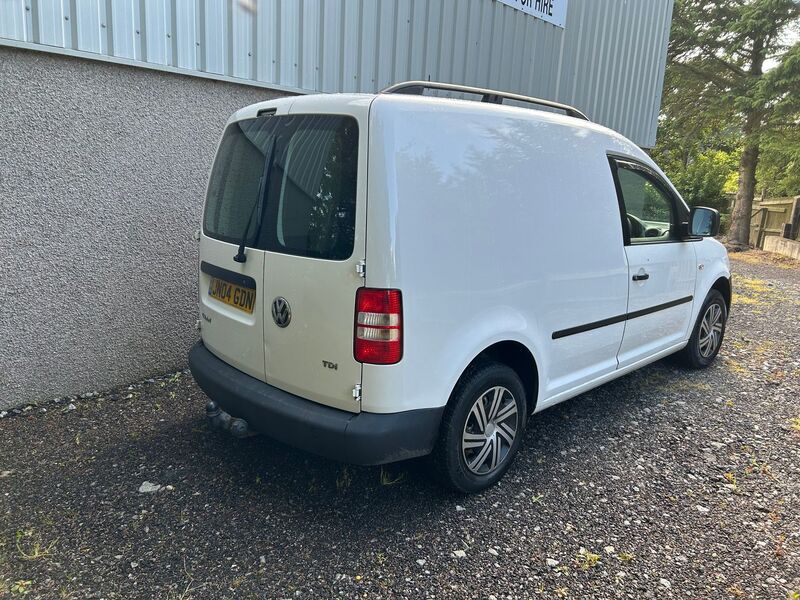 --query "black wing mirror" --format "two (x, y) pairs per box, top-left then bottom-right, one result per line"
(689, 206), (720, 237)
